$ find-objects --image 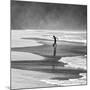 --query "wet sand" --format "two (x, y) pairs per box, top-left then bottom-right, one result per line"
(11, 41), (86, 57)
(11, 59), (86, 89)
(11, 36), (87, 89)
